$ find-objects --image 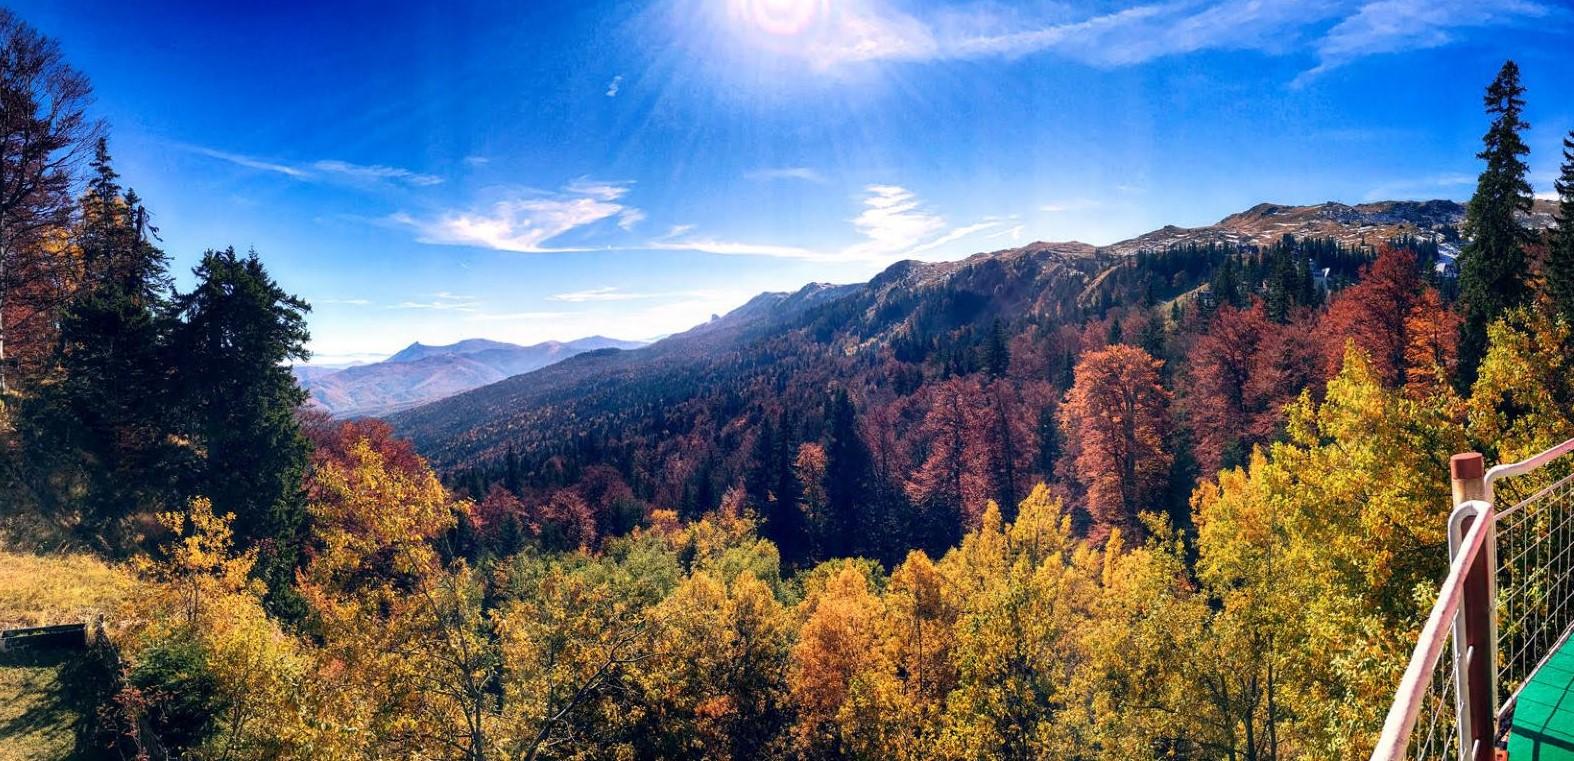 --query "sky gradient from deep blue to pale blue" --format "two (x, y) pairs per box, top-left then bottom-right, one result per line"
(11, 0), (1574, 363)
